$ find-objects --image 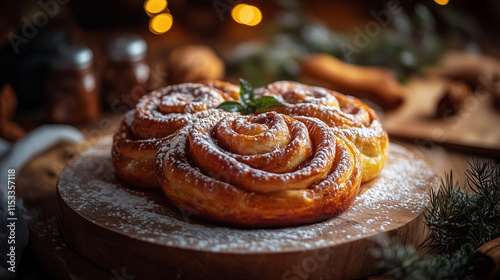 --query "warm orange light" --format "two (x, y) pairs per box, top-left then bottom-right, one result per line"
(434, 0), (449, 5)
(238, 5), (254, 24)
(149, 13), (173, 34)
(231, 4), (245, 24)
(246, 5), (262, 26)
(232, 4), (262, 26)
(144, 0), (167, 14)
